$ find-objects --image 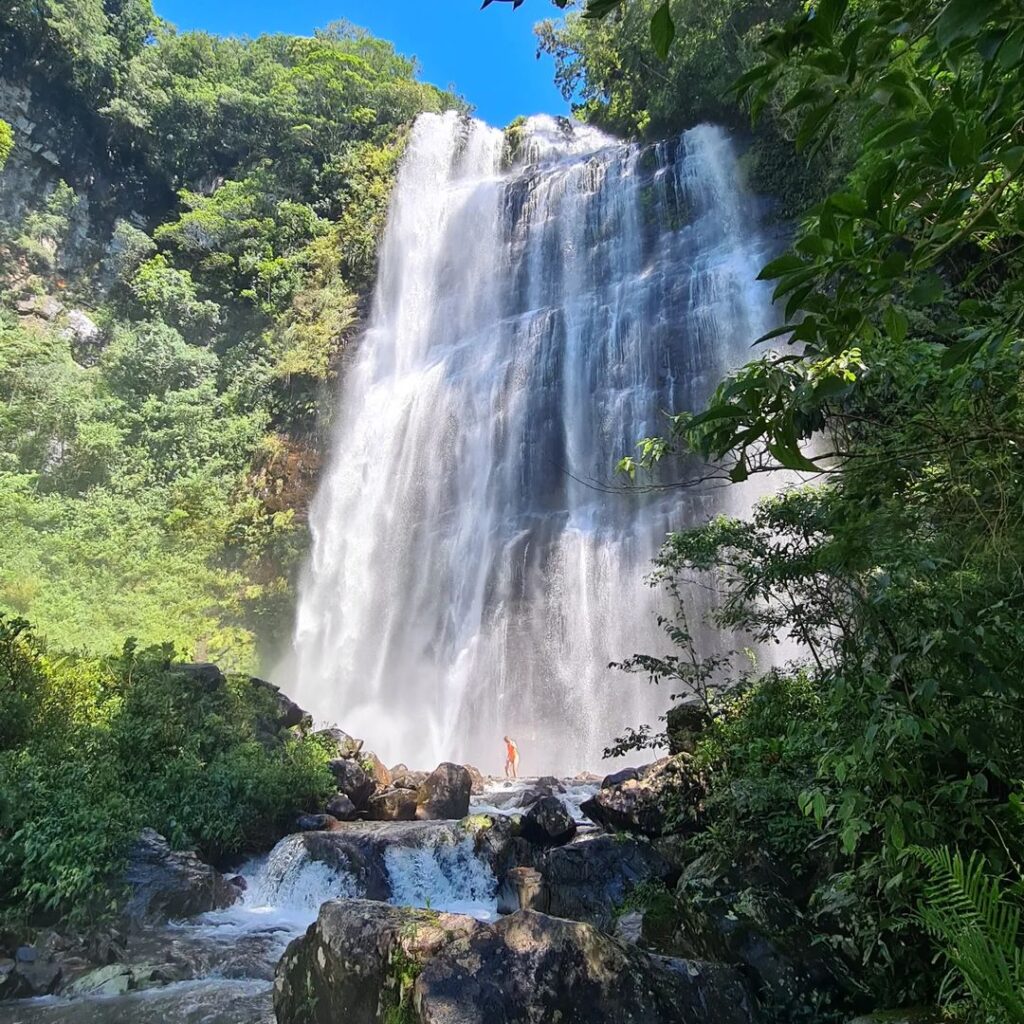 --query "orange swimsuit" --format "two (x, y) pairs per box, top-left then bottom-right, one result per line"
(506, 740), (519, 761)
